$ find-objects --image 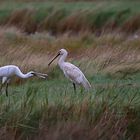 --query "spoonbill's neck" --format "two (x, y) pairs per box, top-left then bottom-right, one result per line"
(58, 52), (68, 68)
(18, 72), (33, 79)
